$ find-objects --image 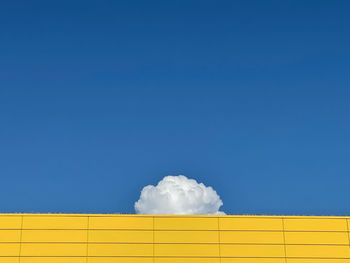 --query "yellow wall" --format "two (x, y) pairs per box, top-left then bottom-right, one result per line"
(1, 214), (350, 263)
